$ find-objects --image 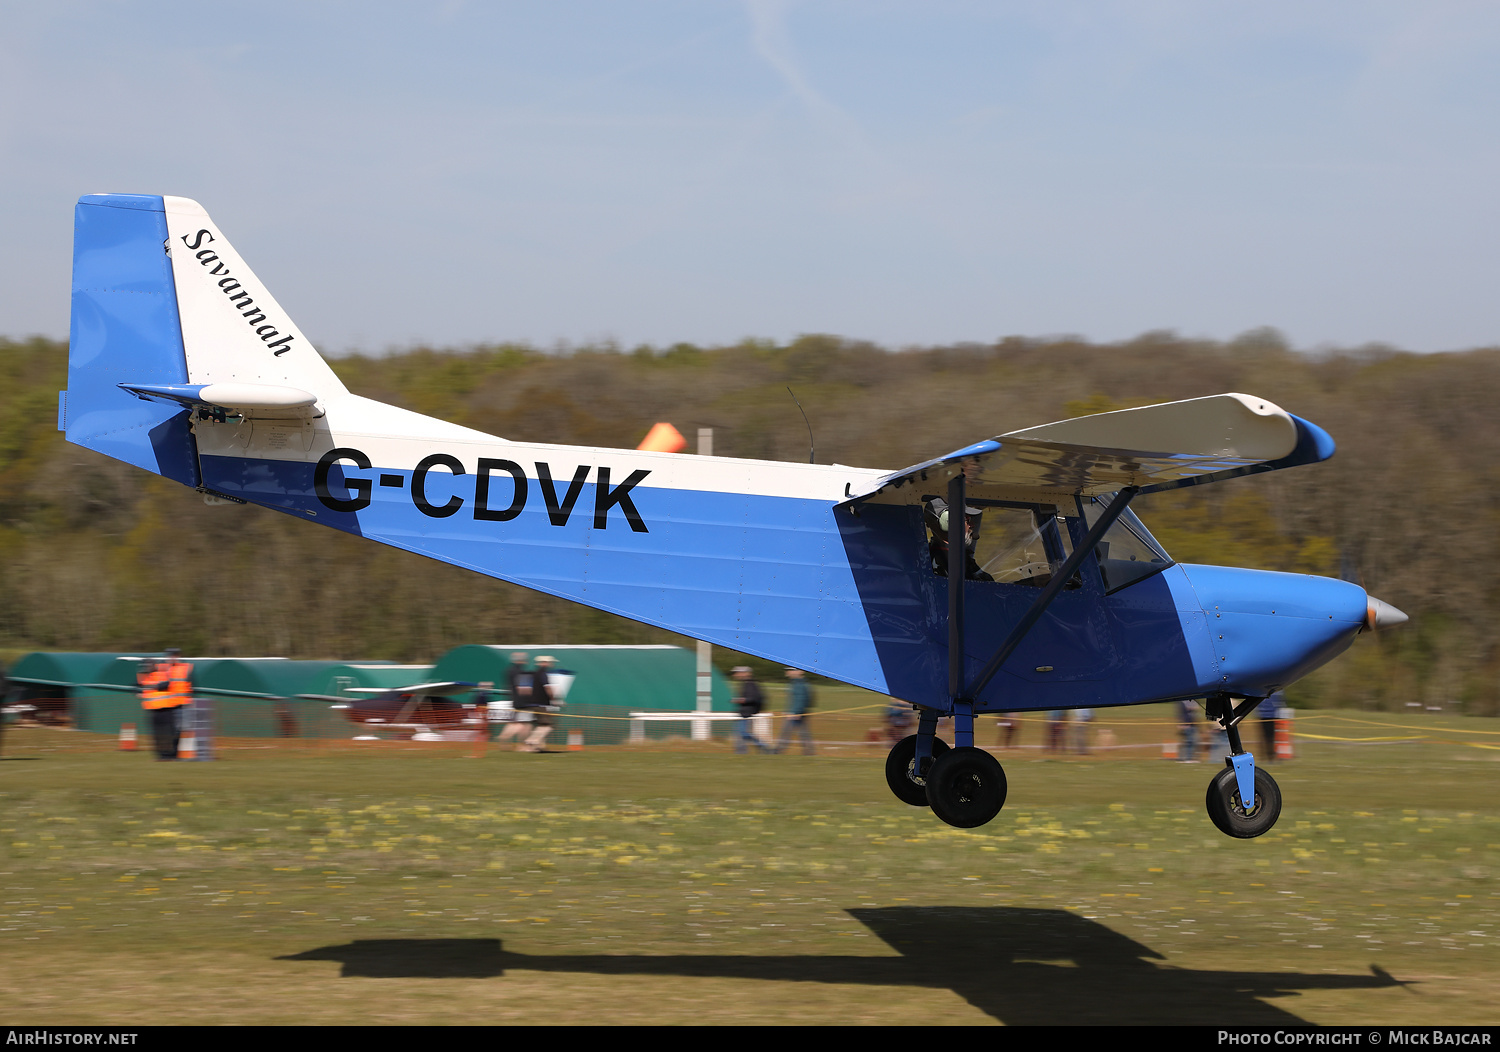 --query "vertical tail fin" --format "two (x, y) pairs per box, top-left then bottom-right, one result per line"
(65, 194), (347, 483)
(159, 196), (344, 396)
(67, 194), (197, 483)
